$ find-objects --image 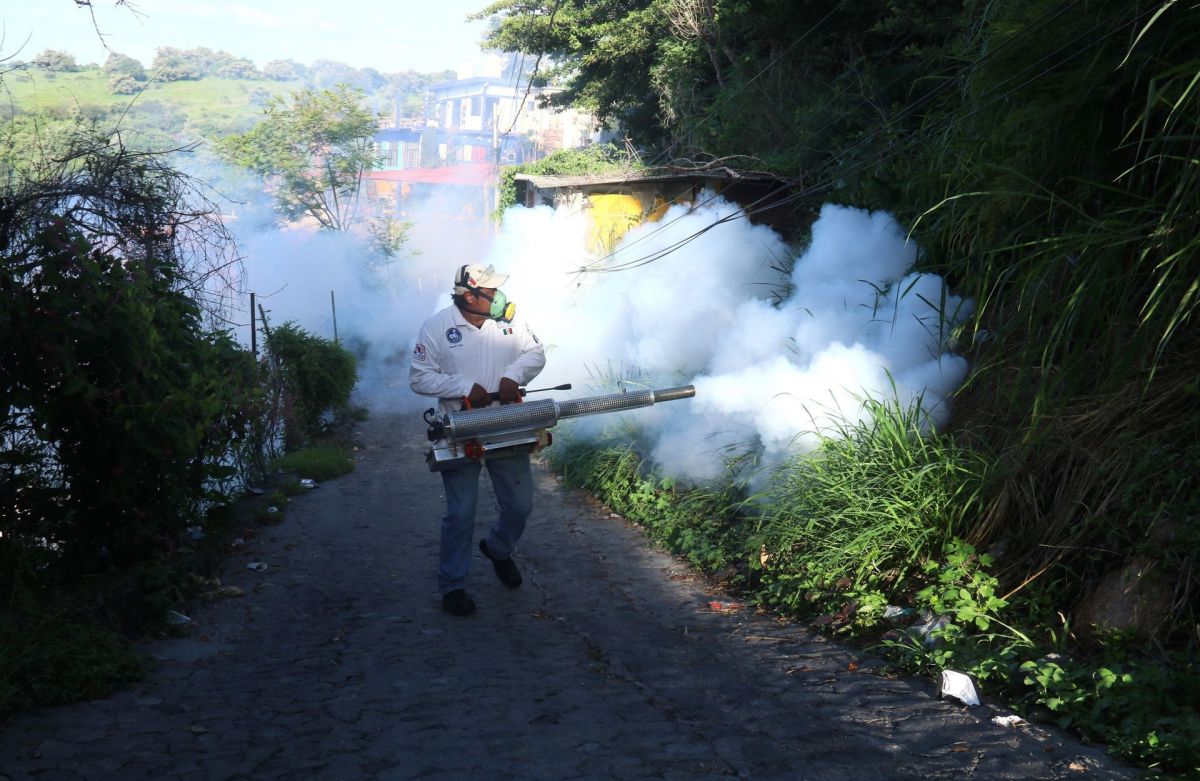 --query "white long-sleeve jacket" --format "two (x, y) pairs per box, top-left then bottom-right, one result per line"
(409, 304), (546, 414)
